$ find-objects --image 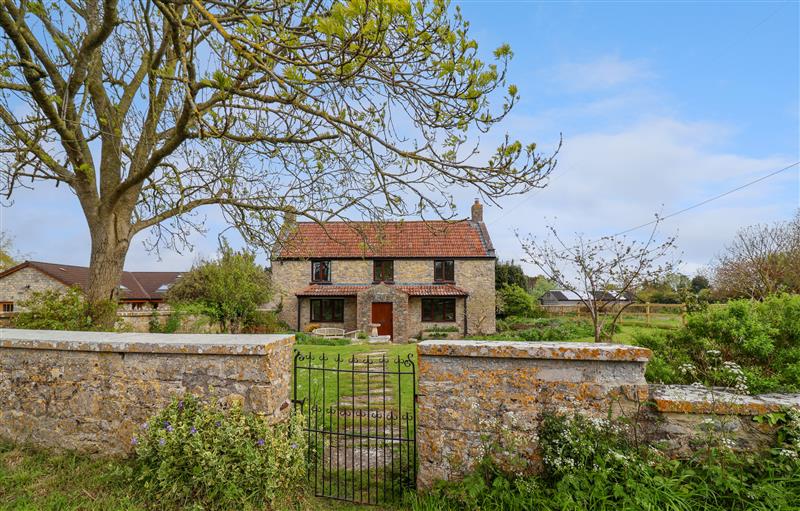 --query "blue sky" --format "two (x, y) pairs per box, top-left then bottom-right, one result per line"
(2, 1), (798, 275)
